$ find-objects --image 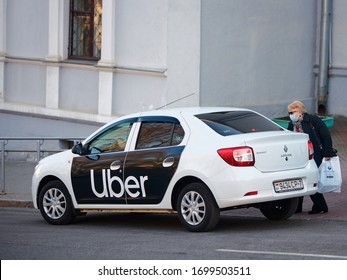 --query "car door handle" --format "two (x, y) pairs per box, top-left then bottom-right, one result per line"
(162, 157), (174, 168)
(110, 160), (122, 170)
